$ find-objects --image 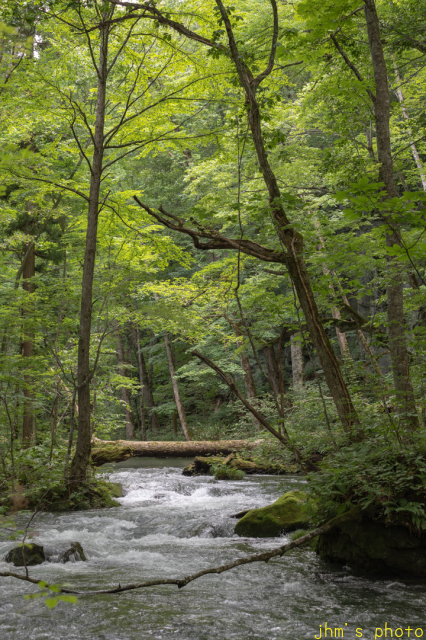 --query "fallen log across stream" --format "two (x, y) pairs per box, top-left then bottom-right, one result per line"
(91, 437), (264, 466)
